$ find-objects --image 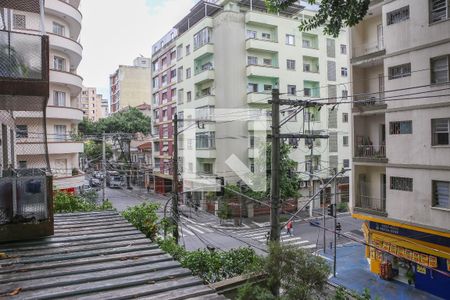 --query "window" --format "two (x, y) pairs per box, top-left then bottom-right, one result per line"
(262, 32), (271, 40)
(249, 135), (255, 148)
(326, 38), (335, 58)
(388, 63), (411, 79)
(340, 44), (347, 55)
(342, 113), (349, 123)
(327, 61), (336, 81)
(171, 87), (176, 98)
(152, 77), (159, 89)
(177, 44), (183, 59)
(53, 91), (66, 106)
(390, 120), (412, 134)
(248, 83), (258, 93)
(178, 89), (184, 104)
(53, 22), (65, 36)
(162, 92), (167, 101)
(161, 74), (167, 85)
(390, 176), (413, 192)
(18, 161), (27, 169)
(343, 159), (350, 168)
(54, 125), (67, 141)
(432, 118), (450, 145)
(170, 69), (177, 80)
(196, 132), (215, 149)
(433, 181), (449, 208)
(343, 136), (349, 146)
(342, 90), (348, 99)
(162, 57), (167, 67)
(263, 58), (272, 66)
(187, 91), (192, 102)
(341, 67), (348, 77)
(431, 55), (449, 84)
(263, 84), (272, 92)
(286, 34), (295, 45)
(196, 106), (214, 120)
(193, 27), (212, 50)
(16, 125), (28, 138)
(186, 44), (191, 55)
(186, 68), (191, 79)
(304, 88), (312, 97)
(303, 63), (311, 72)
(247, 30), (257, 39)
(287, 59), (296, 70)
(170, 51), (176, 61)
(302, 39), (311, 48)
(430, 0), (449, 23)
(177, 67), (184, 82)
(13, 14), (26, 29)
(248, 56), (258, 65)
(202, 163), (213, 174)
(387, 6), (410, 25)
(287, 85), (296, 95)
(53, 56), (66, 71)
